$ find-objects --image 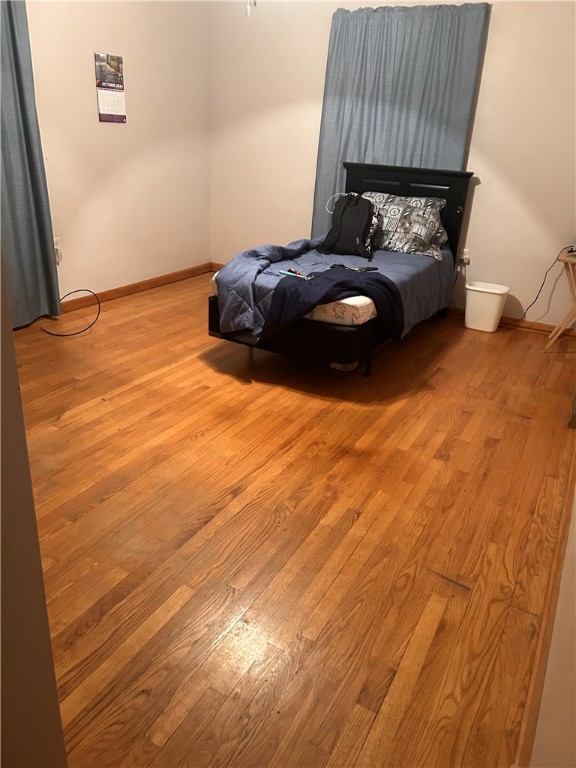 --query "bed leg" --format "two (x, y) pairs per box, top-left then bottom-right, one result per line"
(362, 358), (372, 377)
(438, 307), (448, 319)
